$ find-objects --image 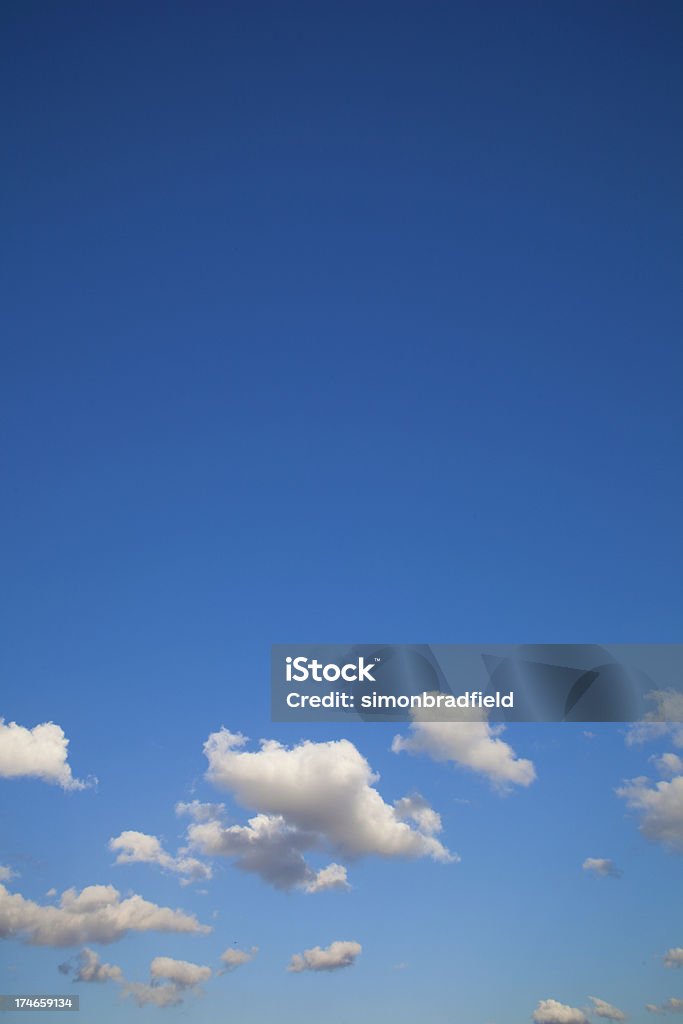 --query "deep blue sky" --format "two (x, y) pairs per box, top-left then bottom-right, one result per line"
(1, 3), (682, 1022)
